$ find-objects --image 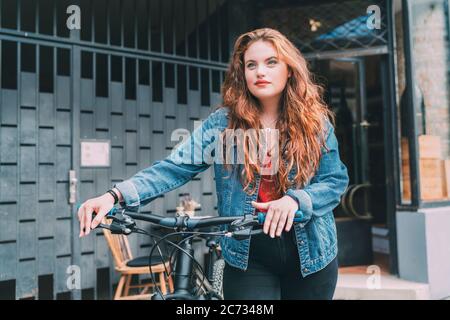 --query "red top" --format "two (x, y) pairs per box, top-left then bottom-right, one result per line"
(257, 151), (280, 212)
